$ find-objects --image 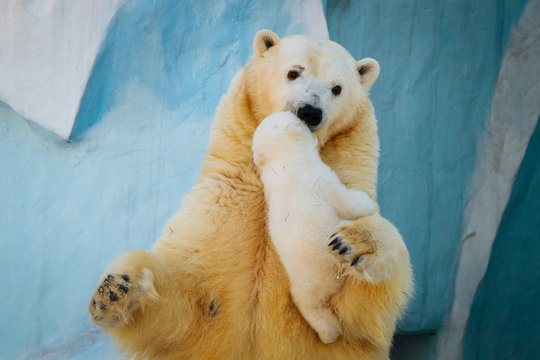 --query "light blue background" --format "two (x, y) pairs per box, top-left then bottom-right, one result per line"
(0, 1), (536, 359)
